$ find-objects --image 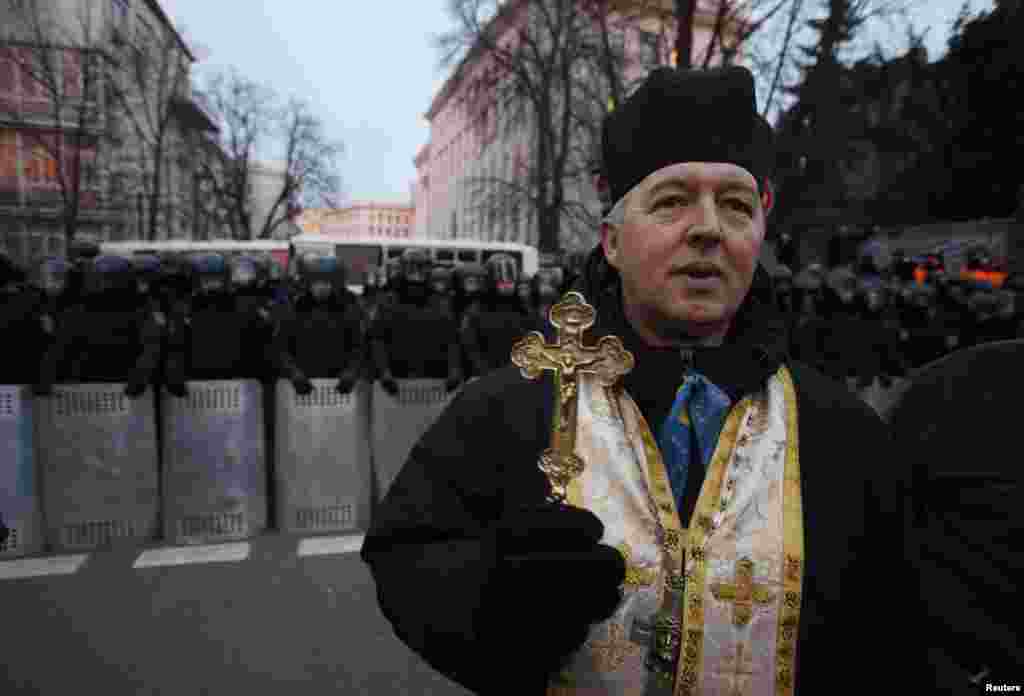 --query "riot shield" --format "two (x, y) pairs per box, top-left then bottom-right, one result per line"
(0, 386), (42, 558)
(889, 339), (1022, 681)
(371, 379), (456, 501)
(274, 379), (371, 534)
(162, 380), (267, 545)
(35, 384), (159, 551)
